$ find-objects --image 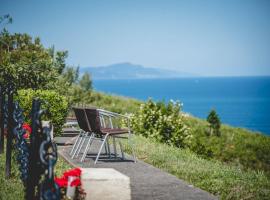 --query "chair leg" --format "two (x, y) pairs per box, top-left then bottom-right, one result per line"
(71, 134), (83, 158)
(80, 134), (94, 162)
(104, 141), (108, 154)
(71, 133), (84, 159)
(95, 133), (109, 164)
(69, 133), (81, 156)
(113, 136), (117, 158)
(78, 132), (93, 159)
(75, 133), (88, 158)
(129, 136), (137, 163)
(106, 139), (111, 158)
(119, 140), (125, 160)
